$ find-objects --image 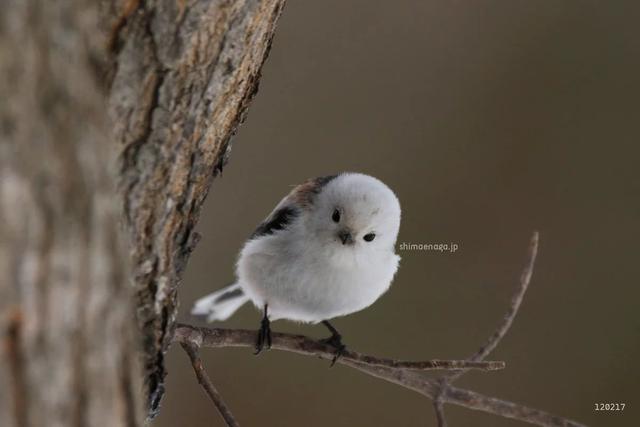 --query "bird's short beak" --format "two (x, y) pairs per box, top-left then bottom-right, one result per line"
(338, 229), (354, 245)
